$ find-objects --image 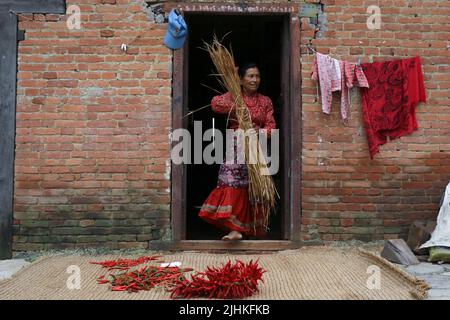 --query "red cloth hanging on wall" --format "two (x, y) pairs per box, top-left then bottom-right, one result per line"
(360, 56), (426, 158)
